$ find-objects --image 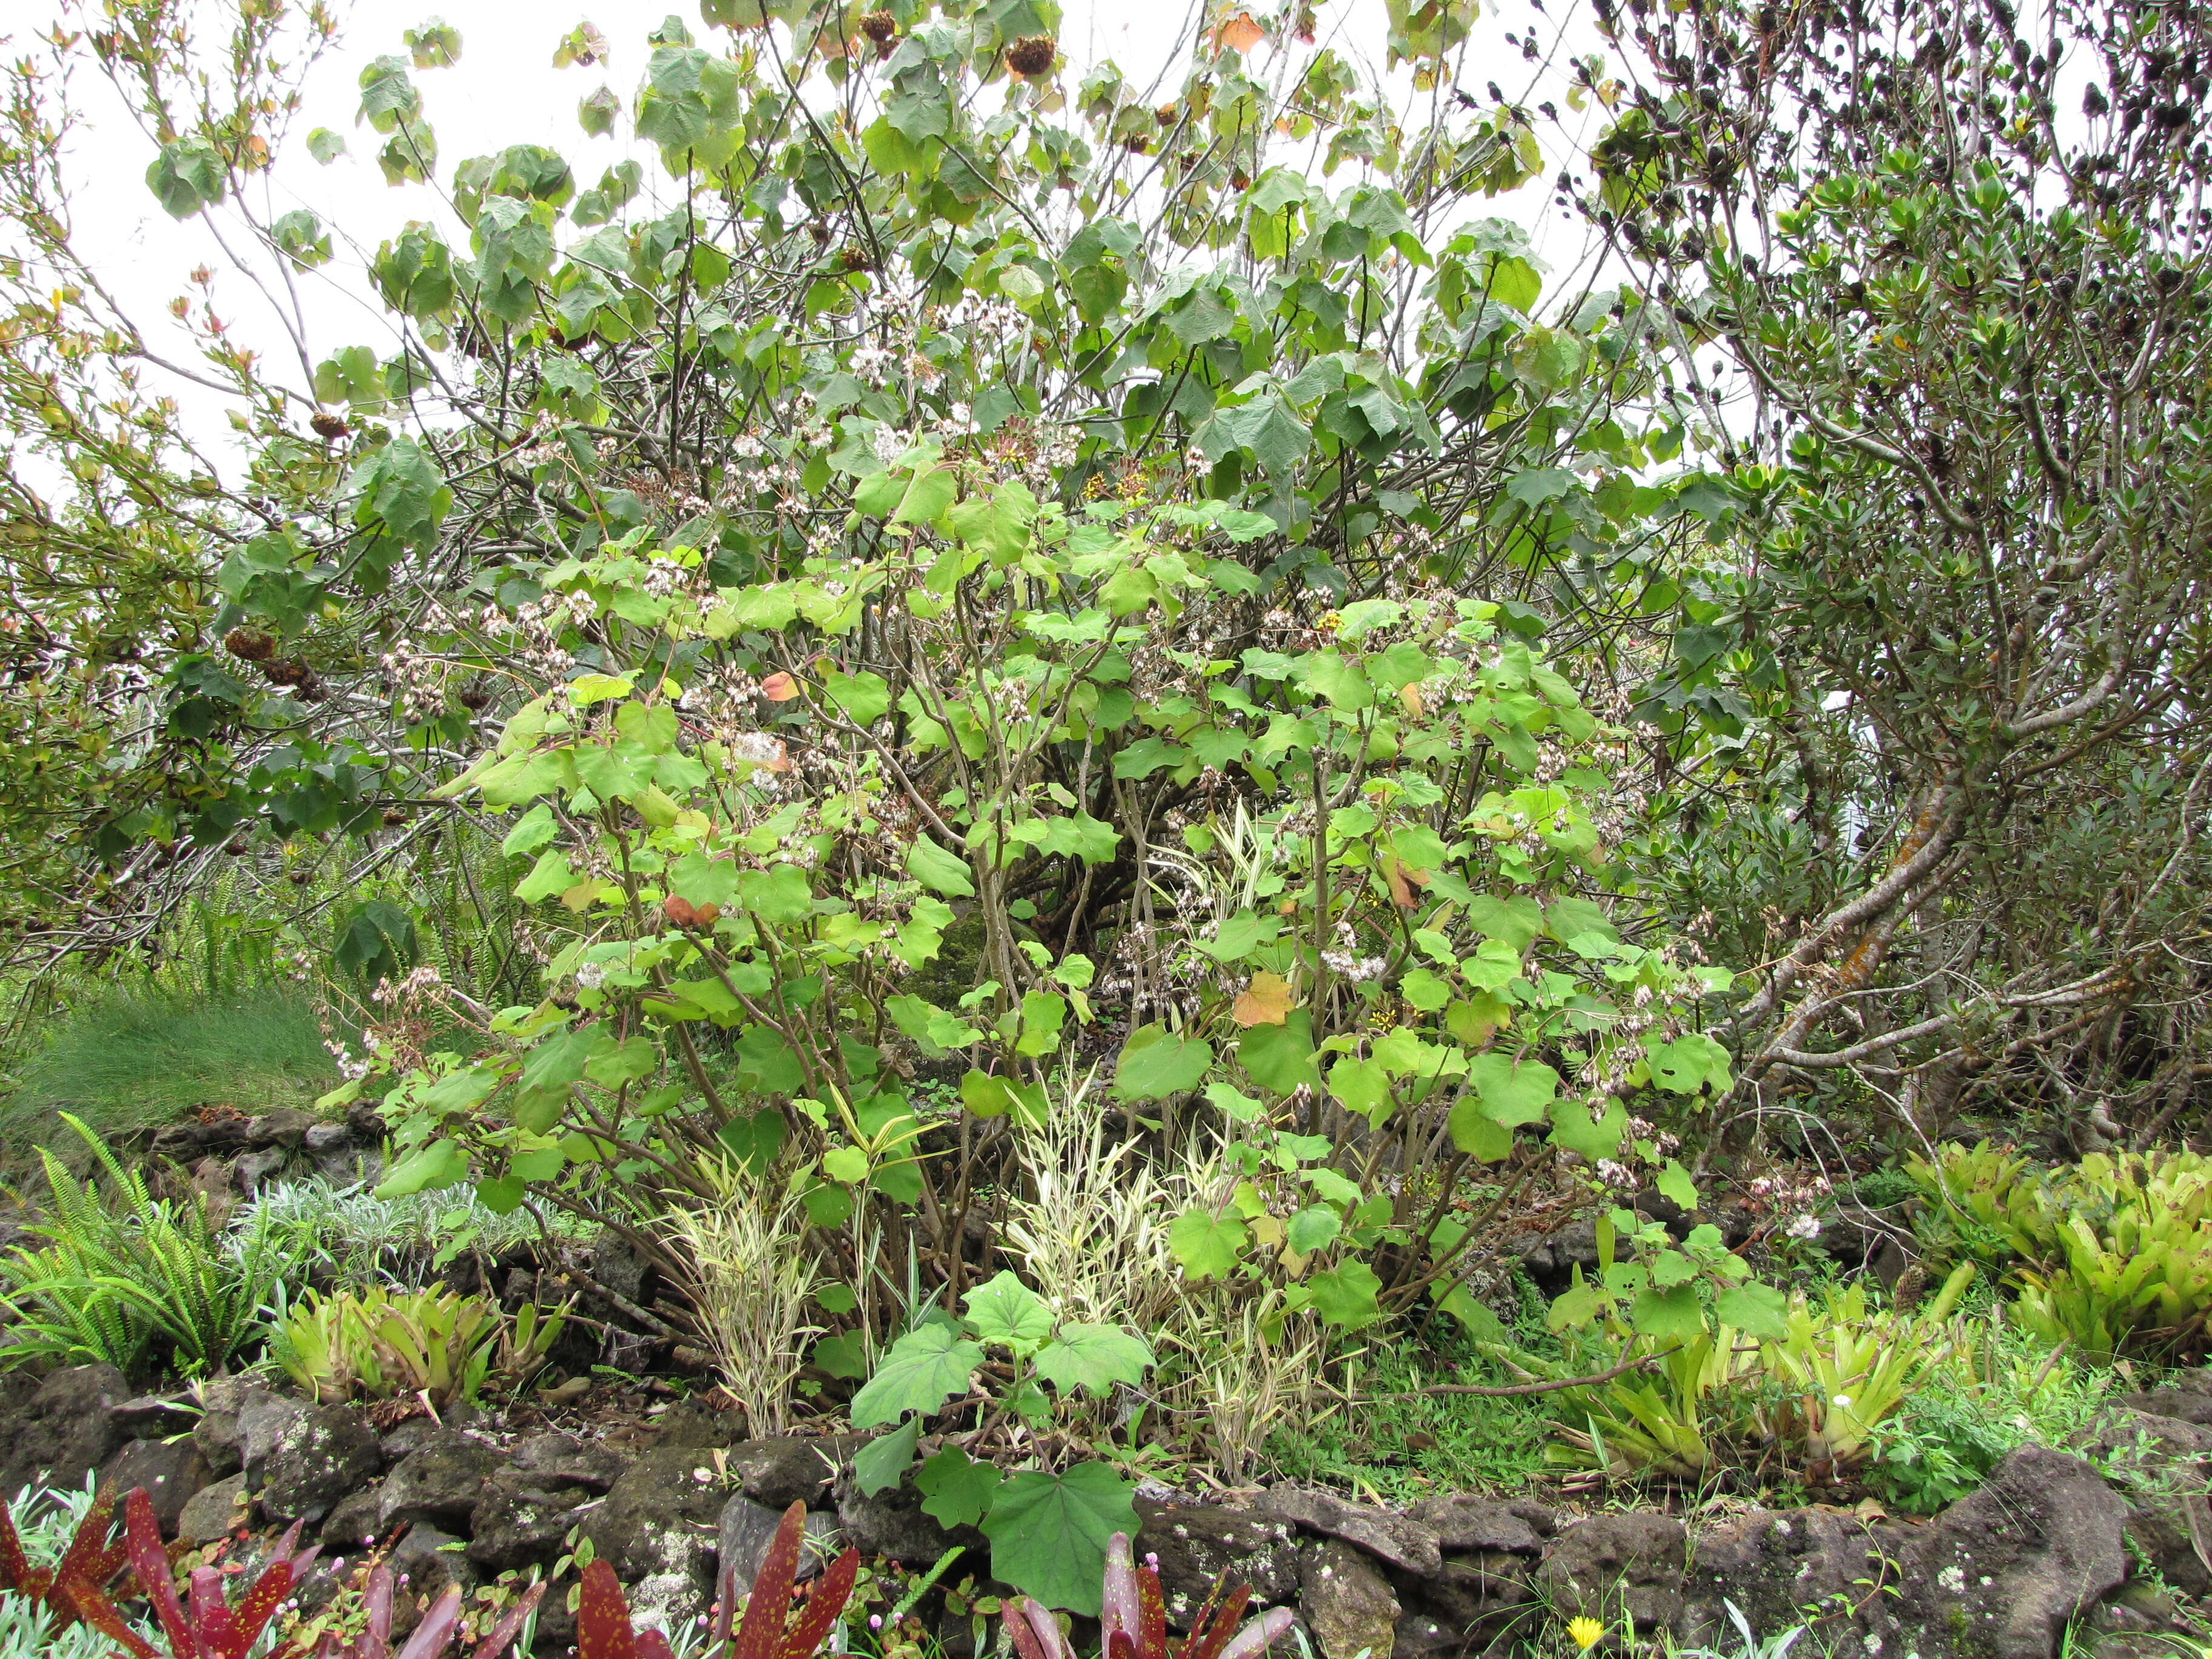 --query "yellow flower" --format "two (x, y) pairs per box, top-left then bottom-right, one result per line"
(1567, 1616), (1606, 1651)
